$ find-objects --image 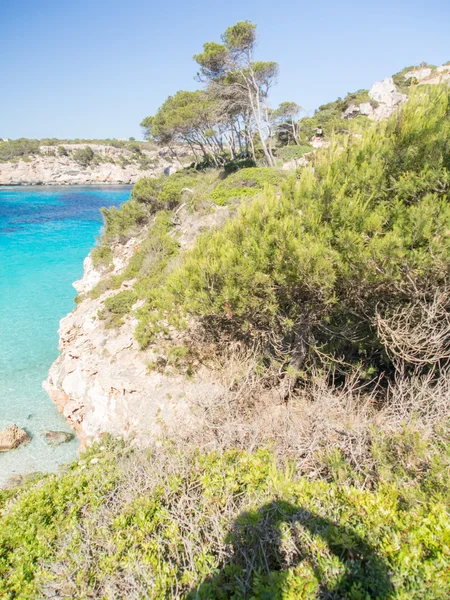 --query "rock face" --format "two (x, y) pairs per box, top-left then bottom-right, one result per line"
(0, 425), (30, 452)
(0, 144), (189, 186)
(44, 206), (232, 448)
